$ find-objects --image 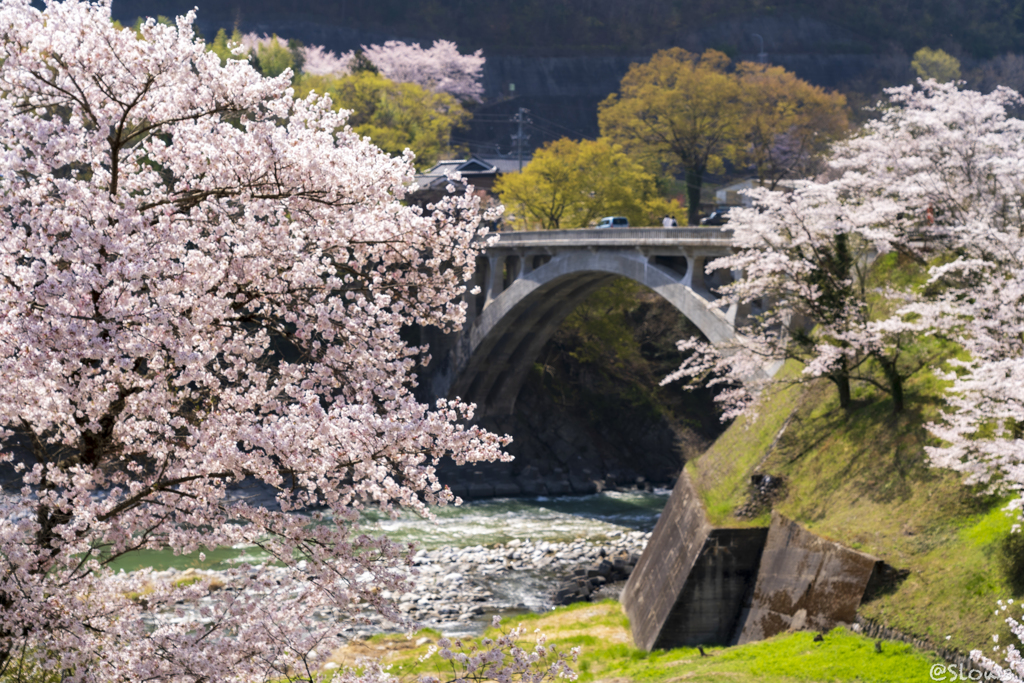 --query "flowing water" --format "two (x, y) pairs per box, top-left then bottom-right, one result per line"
(109, 489), (669, 572)
(361, 489), (669, 548)
(112, 489), (670, 636)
